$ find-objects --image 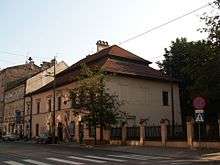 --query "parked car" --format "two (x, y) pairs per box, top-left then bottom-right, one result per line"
(35, 133), (57, 144)
(2, 133), (19, 141)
